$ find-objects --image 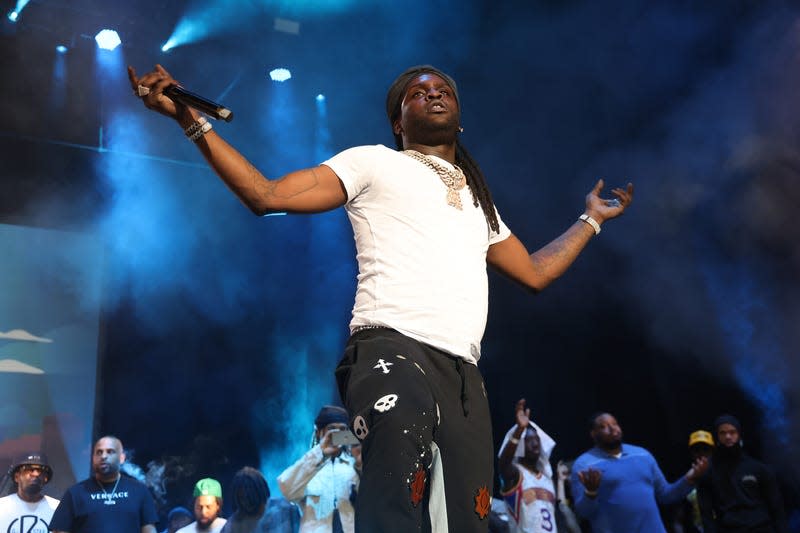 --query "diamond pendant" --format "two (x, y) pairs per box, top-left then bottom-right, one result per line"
(446, 189), (462, 210)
